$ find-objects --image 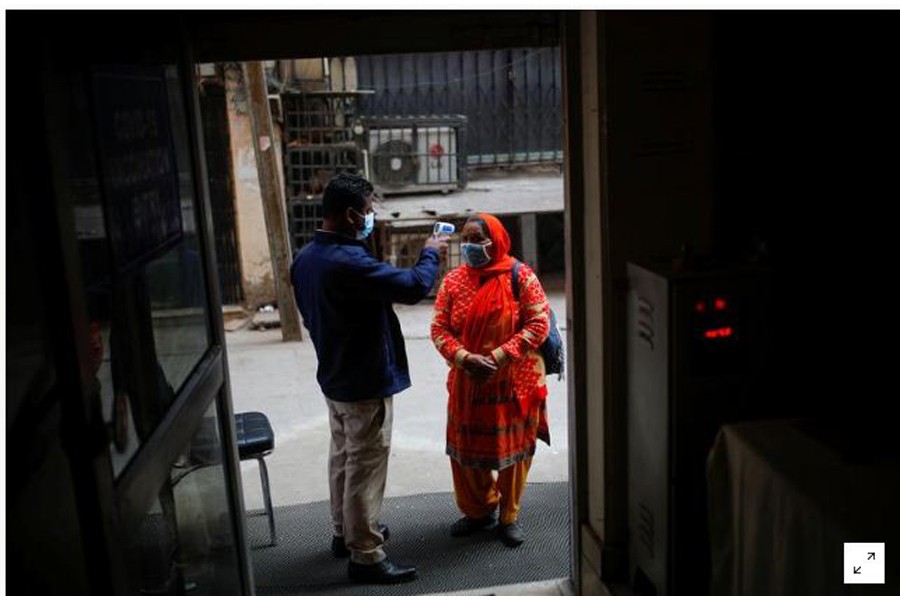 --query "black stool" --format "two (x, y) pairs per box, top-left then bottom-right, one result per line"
(234, 411), (276, 546)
